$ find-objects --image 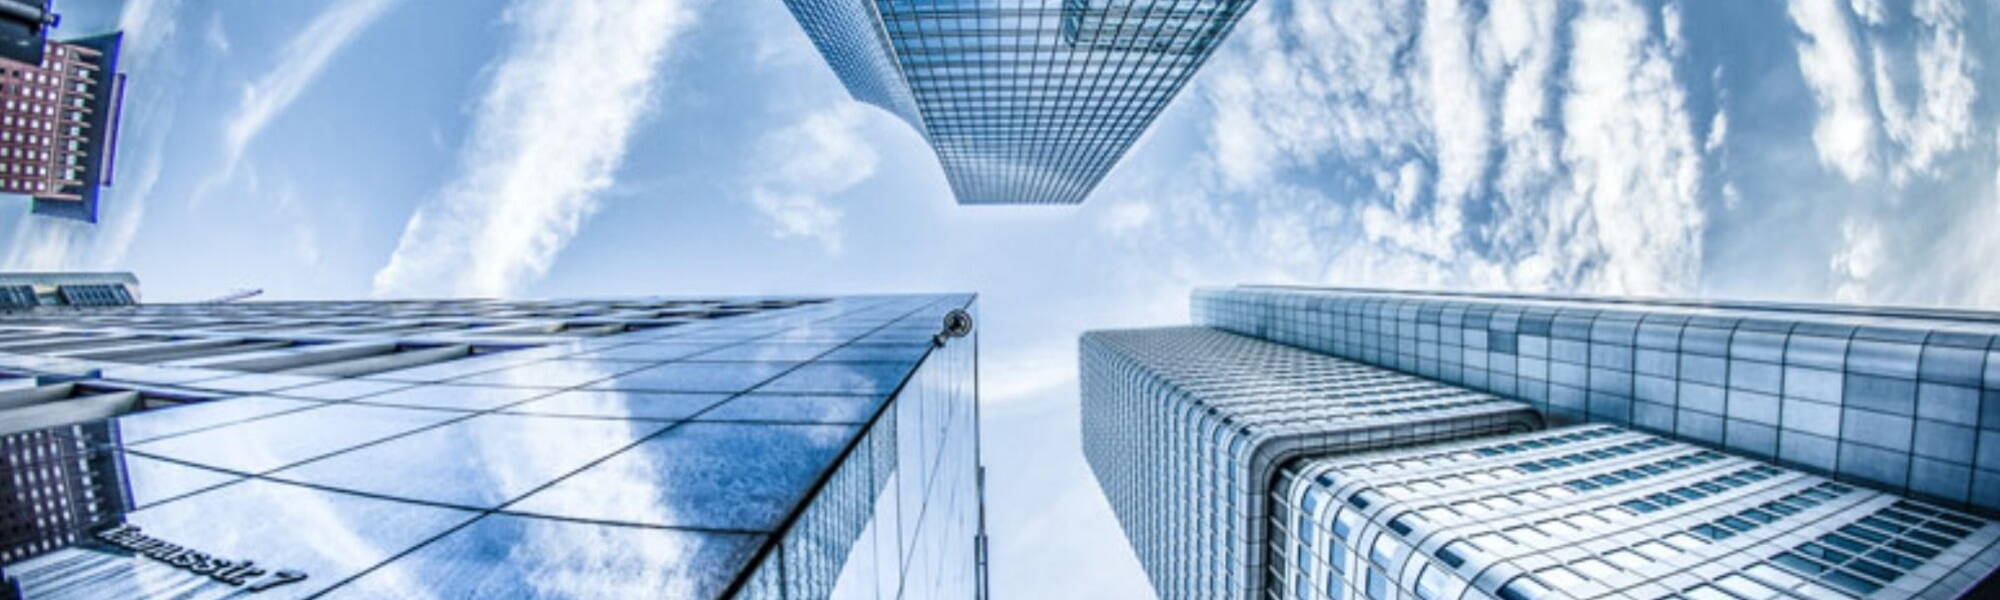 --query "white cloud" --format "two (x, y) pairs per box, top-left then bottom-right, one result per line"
(205, 11), (230, 53)
(118, 0), (182, 59)
(1422, 0), (1489, 205)
(1202, 1), (1426, 188)
(1097, 200), (1155, 239)
(1849, 0), (1888, 25)
(1705, 109), (1729, 153)
(217, 0), (396, 183)
(1786, 0), (1876, 181)
(1548, 0), (1705, 293)
(1785, 0), (1978, 185)
(1661, 2), (1685, 56)
(744, 103), (878, 253)
(1829, 216), (1885, 302)
(1179, 0), (1704, 297)
(1870, 0), (1975, 184)
(371, 0), (701, 298)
